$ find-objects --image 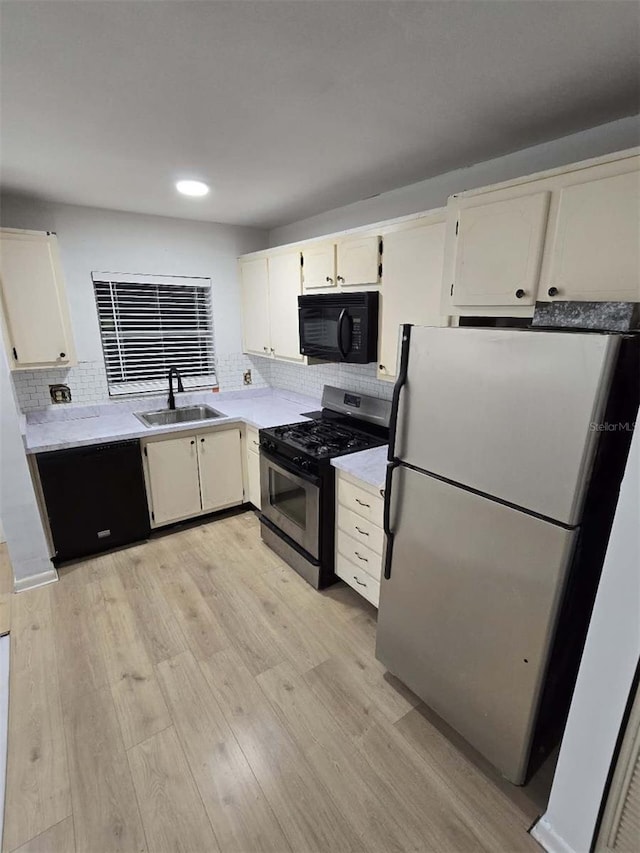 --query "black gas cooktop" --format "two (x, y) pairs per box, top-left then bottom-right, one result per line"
(260, 412), (388, 467)
(267, 417), (385, 459)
